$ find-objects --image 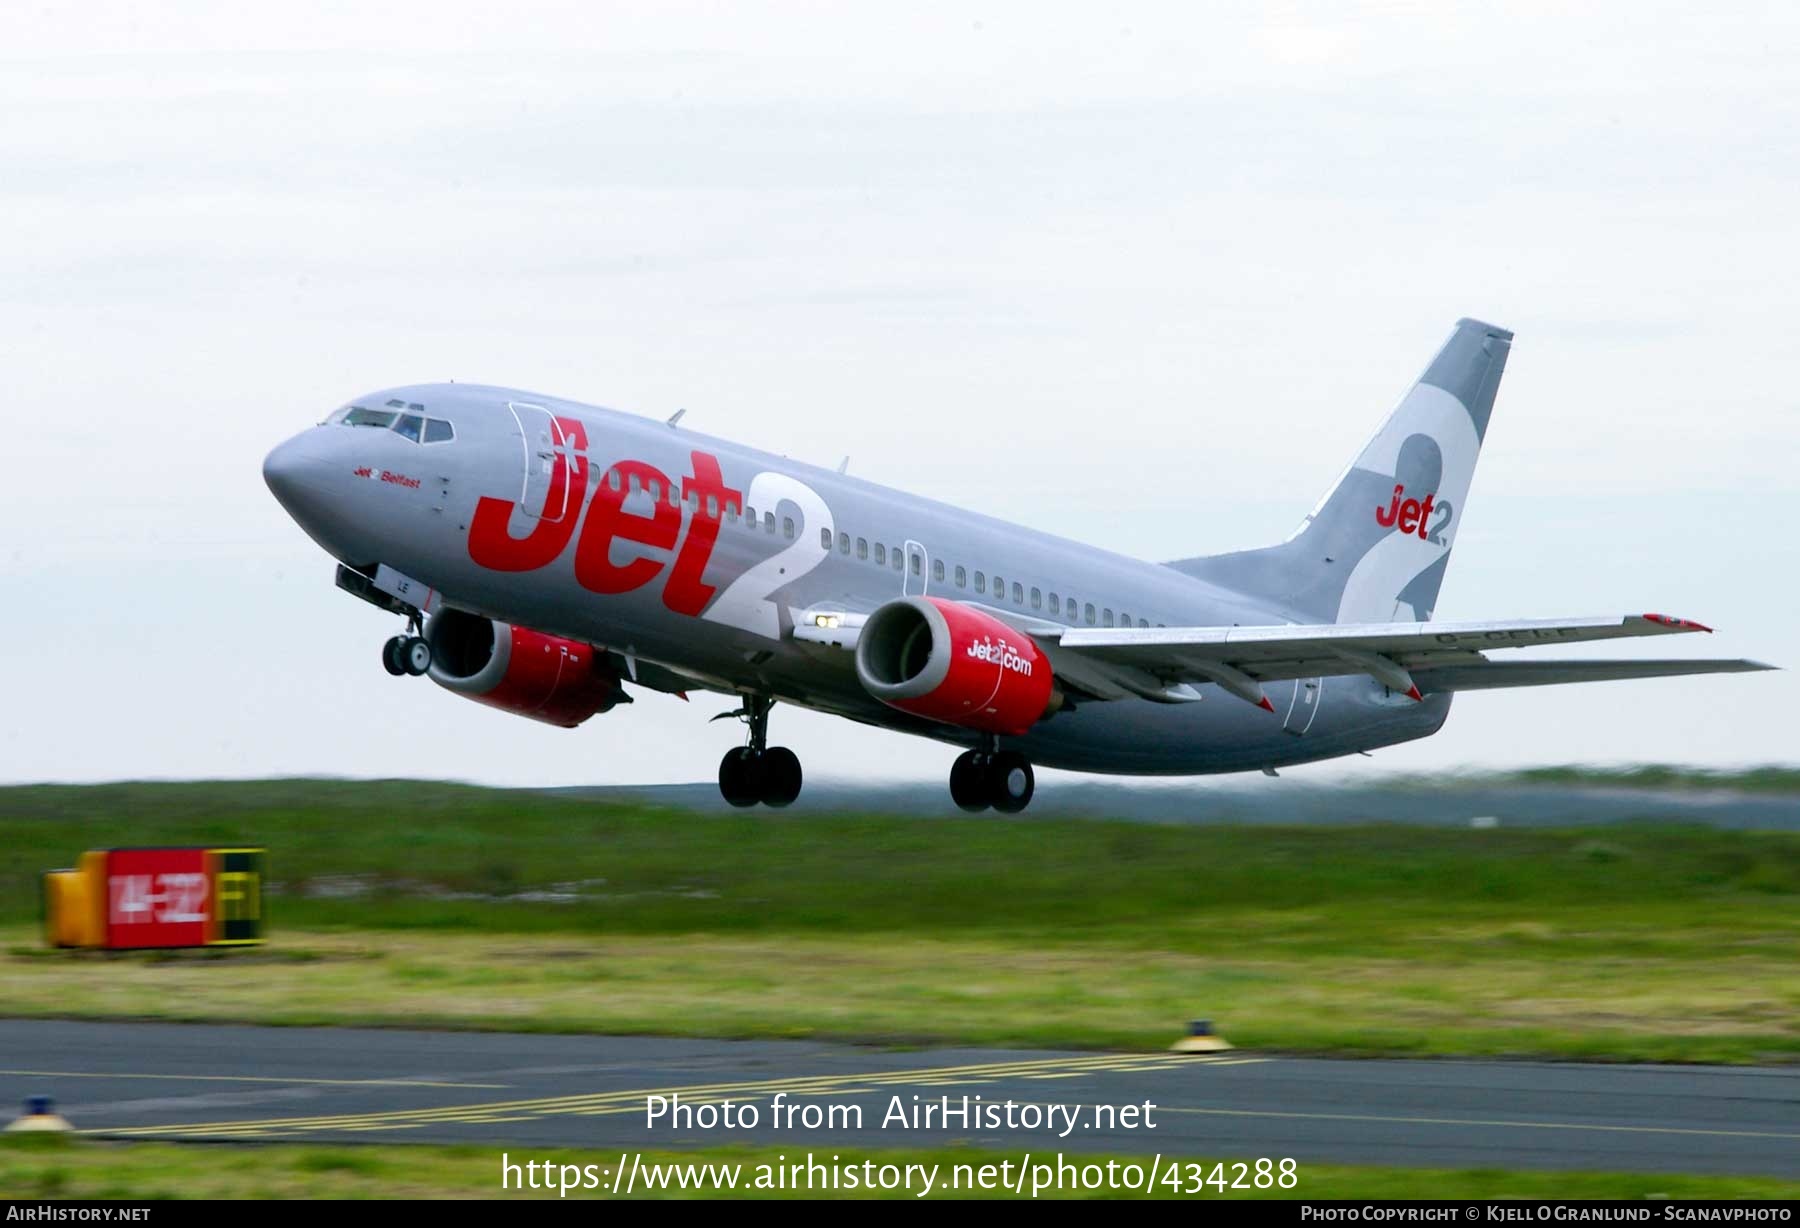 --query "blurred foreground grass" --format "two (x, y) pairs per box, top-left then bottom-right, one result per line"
(2, 780), (1796, 1059)
(3, 1136), (1794, 1200)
